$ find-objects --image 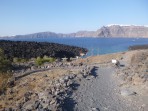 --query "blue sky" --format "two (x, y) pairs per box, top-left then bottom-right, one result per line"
(0, 0), (148, 36)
